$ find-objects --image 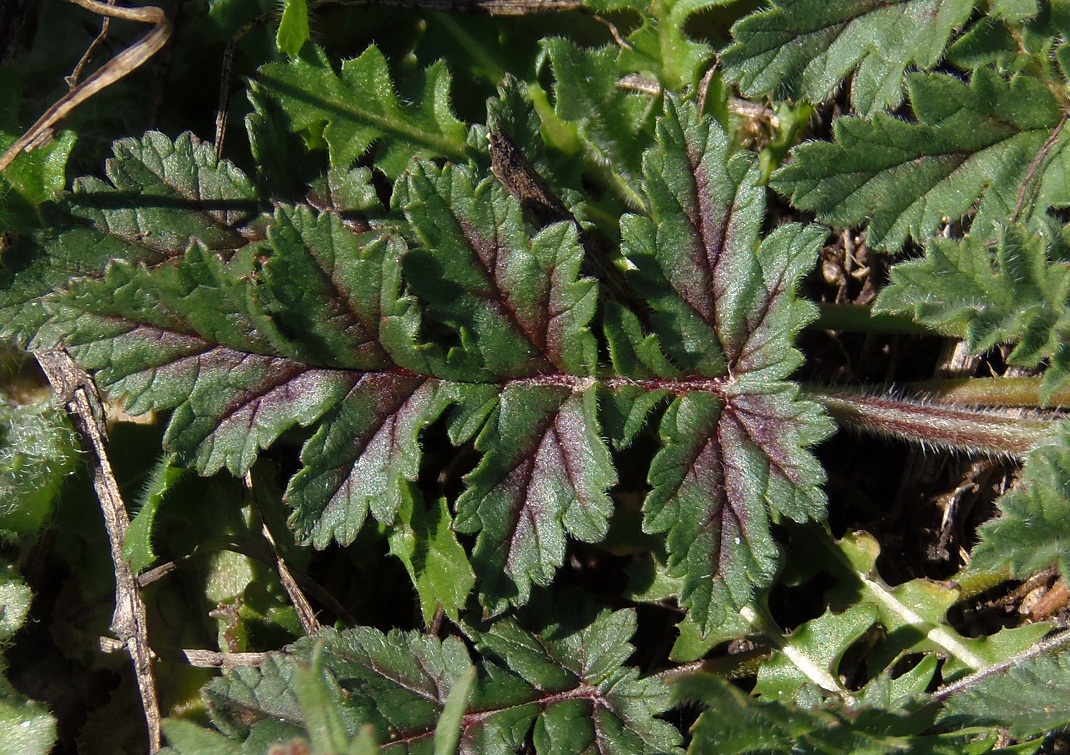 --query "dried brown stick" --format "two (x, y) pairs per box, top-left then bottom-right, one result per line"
(0, 0), (171, 174)
(35, 349), (162, 753)
(245, 473), (322, 635)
